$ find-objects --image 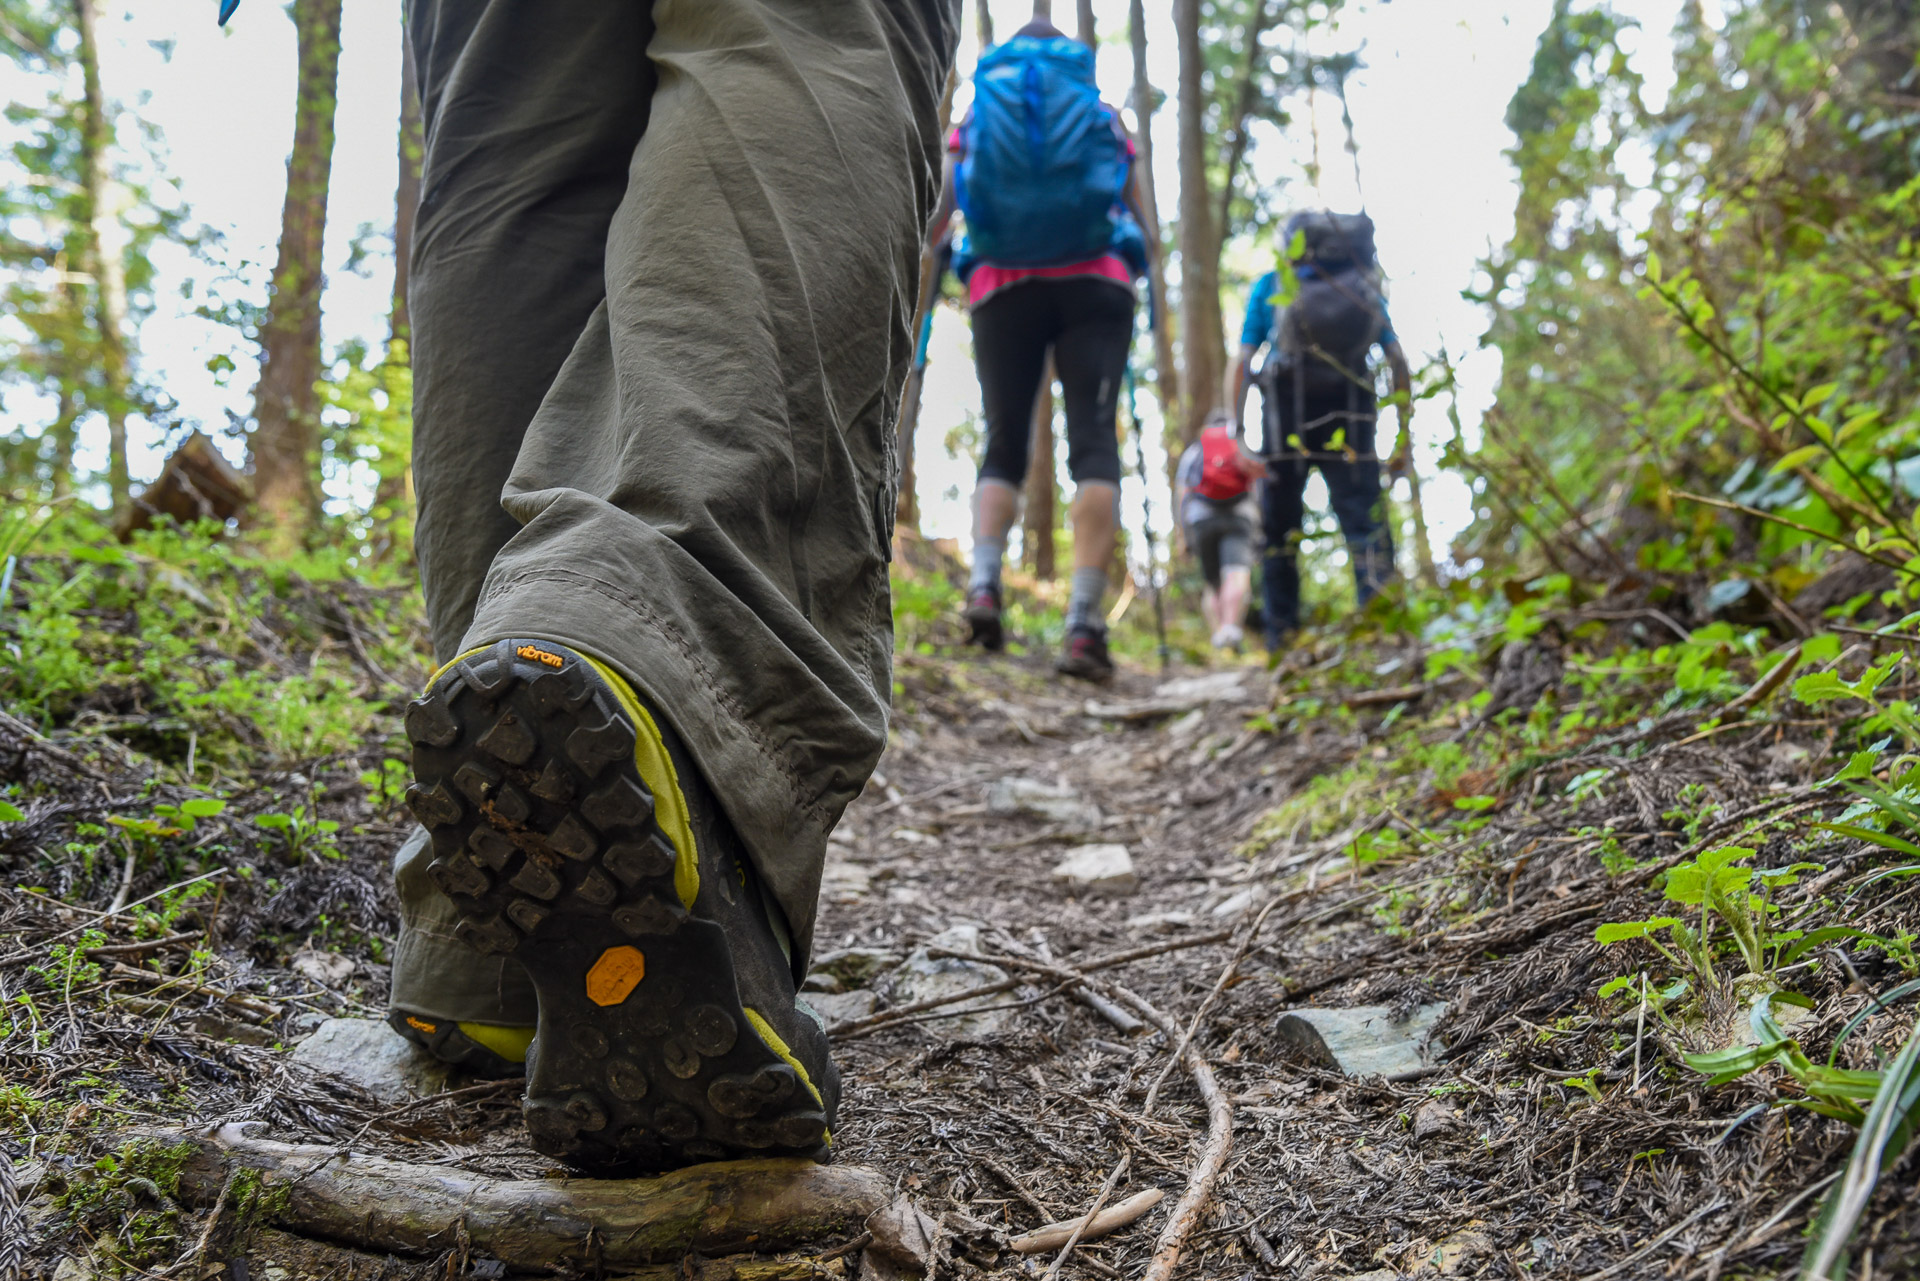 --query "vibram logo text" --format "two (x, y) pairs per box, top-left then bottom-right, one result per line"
(517, 644), (564, 668)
